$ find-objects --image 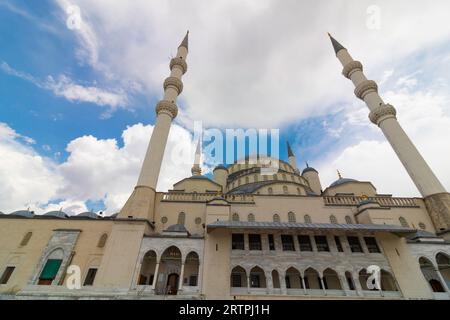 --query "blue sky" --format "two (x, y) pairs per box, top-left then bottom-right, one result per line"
(1, 0), (450, 214)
